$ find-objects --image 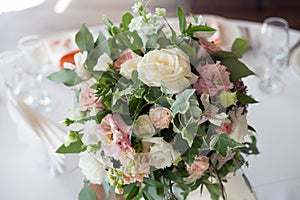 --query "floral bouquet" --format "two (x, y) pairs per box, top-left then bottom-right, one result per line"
(49, 1), (259, 199)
